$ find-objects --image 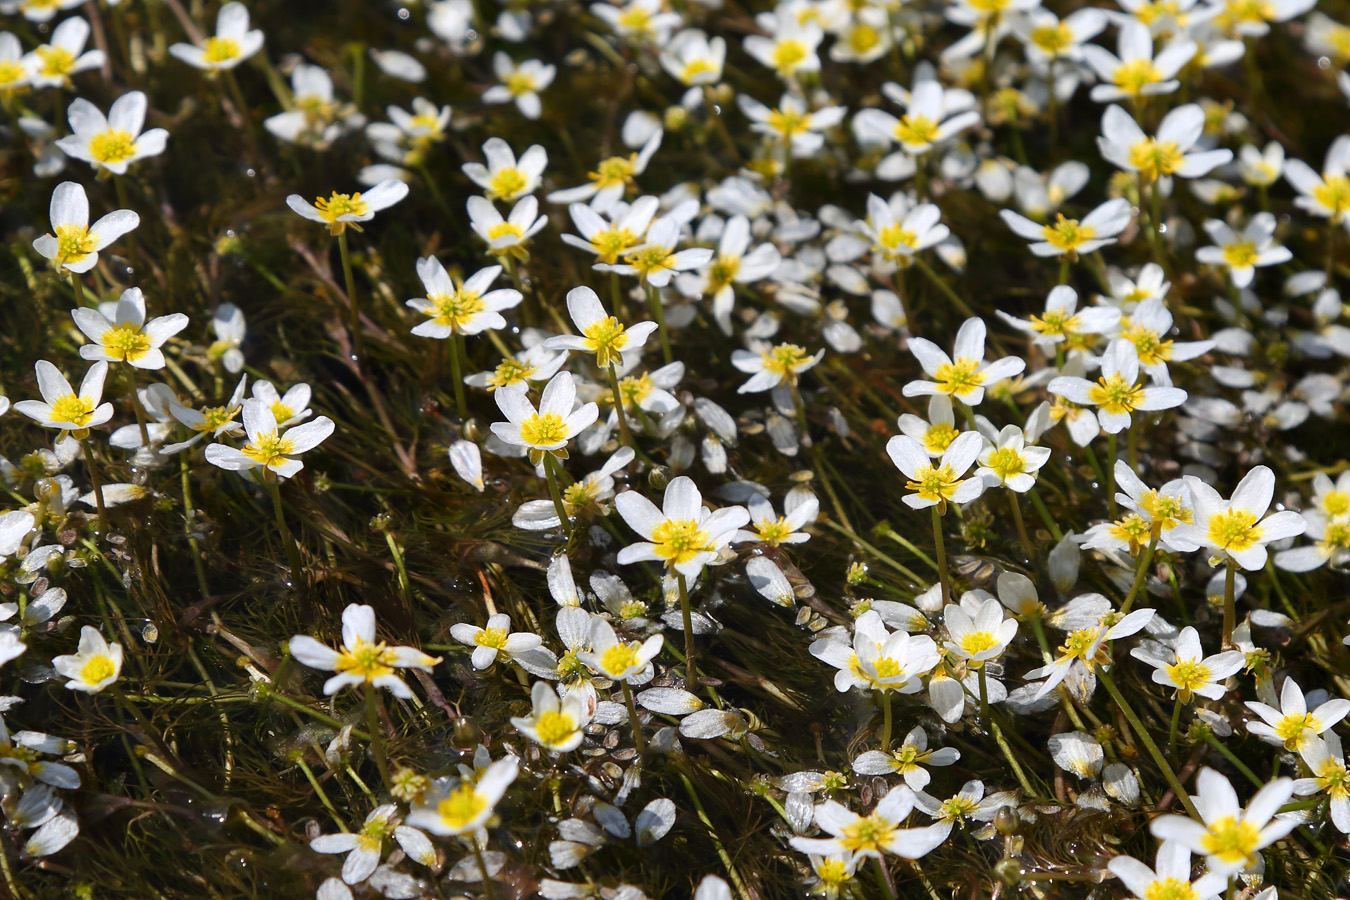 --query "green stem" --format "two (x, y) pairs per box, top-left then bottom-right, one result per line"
(1106, 431), (1118, 518)
(621, 679), (646, 756)
(81, 438), (107, 532)
(1027, 486), (1063, 541)
(931, 505), (951, 605)
(69, 271), (86, 307)
(471, 835), (497, 900)
(542, 453), (571, 537)
(1203, 733), (1262, 788)
(606, 363), (635, 449)
(1222, 558), (1236, 650)
(1098, 666), (1202, 821)
(1127, 422), (1140, 471)
(914, 257), (975, 318)
(266, 474), (304, 587)
(677, 571), (697, 688)
(645, 282), (672, 364)
(1120, 535), (1158, 615)
(1168, 696), (1182, 760)
(364, 683), (392, 790)
(879, 690), (893, 751)
(448, 332), (469, 423)
(181, 453), (210, 600)
(1009, 491), (1034, 560)
(297, 757), (347, 831)
(337, 230), (363, 362)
